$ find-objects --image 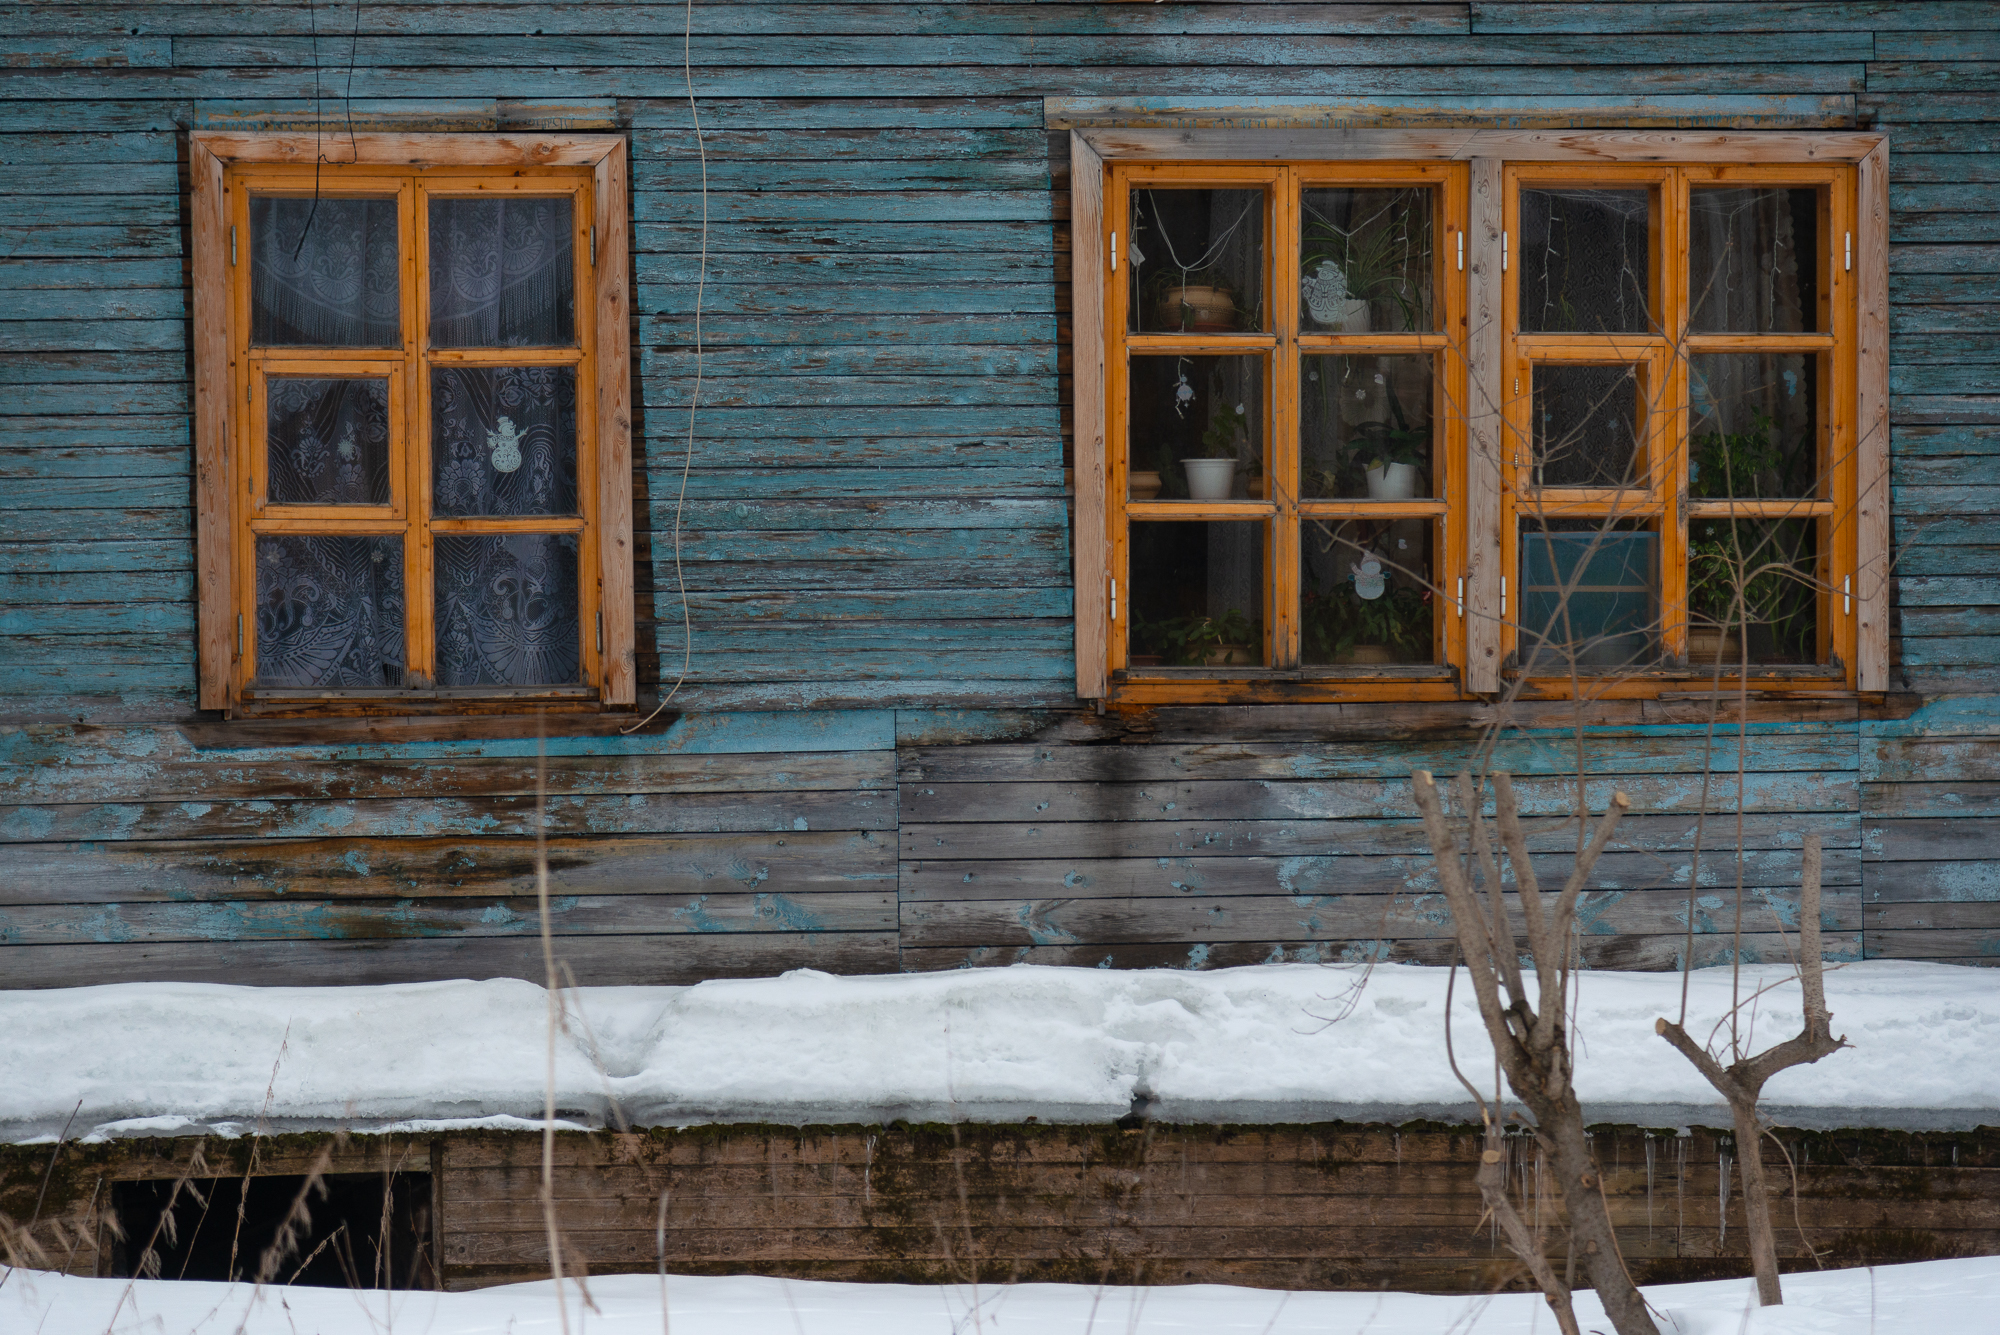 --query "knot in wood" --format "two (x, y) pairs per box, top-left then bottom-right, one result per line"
(1481, 1150), (1502, 1164)
(1578, 1171), (1595, 1187)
